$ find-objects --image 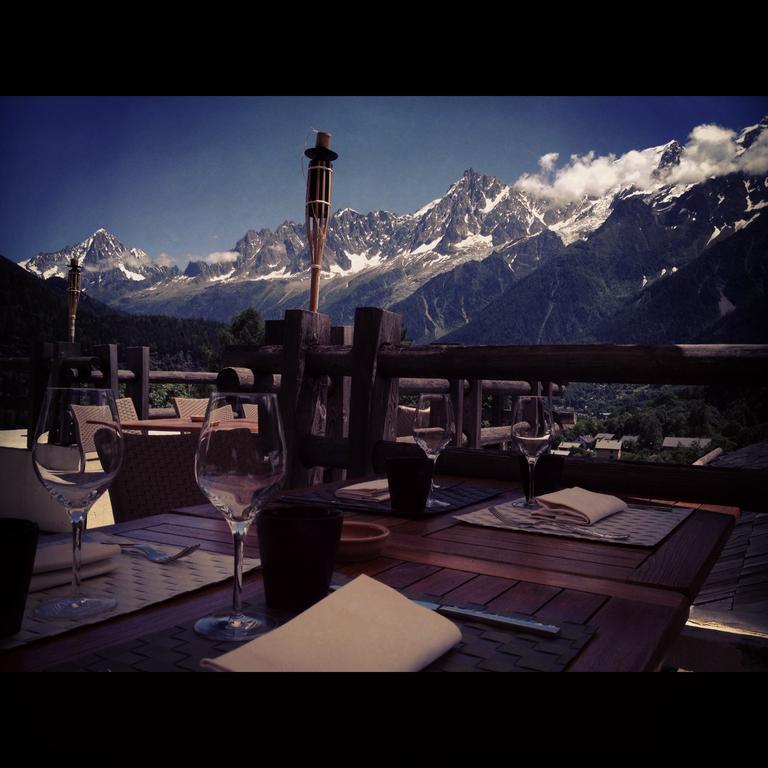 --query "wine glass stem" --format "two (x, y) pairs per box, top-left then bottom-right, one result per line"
(430, 455), (440, 490)
(231, 523), (248, 615)
(526, 457), (538, 504)
(70, 509), (87, 596)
